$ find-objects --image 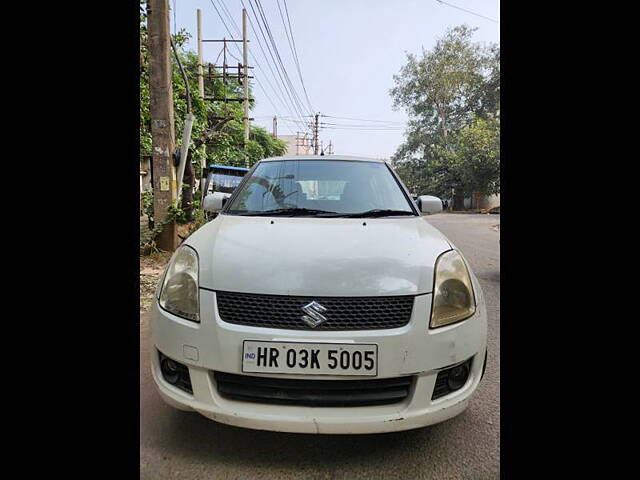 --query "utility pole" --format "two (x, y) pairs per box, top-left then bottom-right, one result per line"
(196, 9), (205, 198)
(242, 8), (250, 148)
(197, 9), (204, 99)
(198, 9), (254, 166)
(272, 116), (277, 138)
(296, 131), (309, 155)
(148, 0), (178, 251)
(312, 113), (320, 155)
